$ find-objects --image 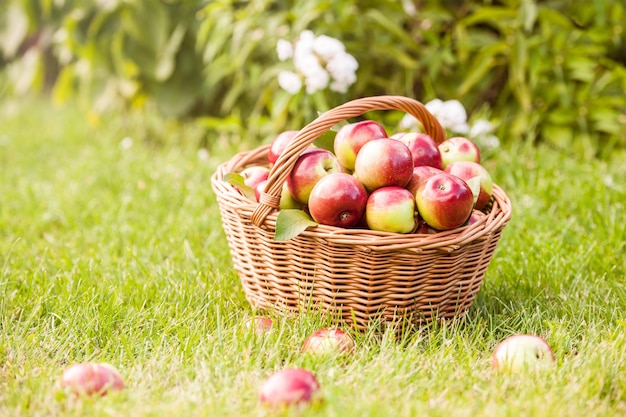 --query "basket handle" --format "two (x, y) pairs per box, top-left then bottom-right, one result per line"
(251, 95), (446, 227)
